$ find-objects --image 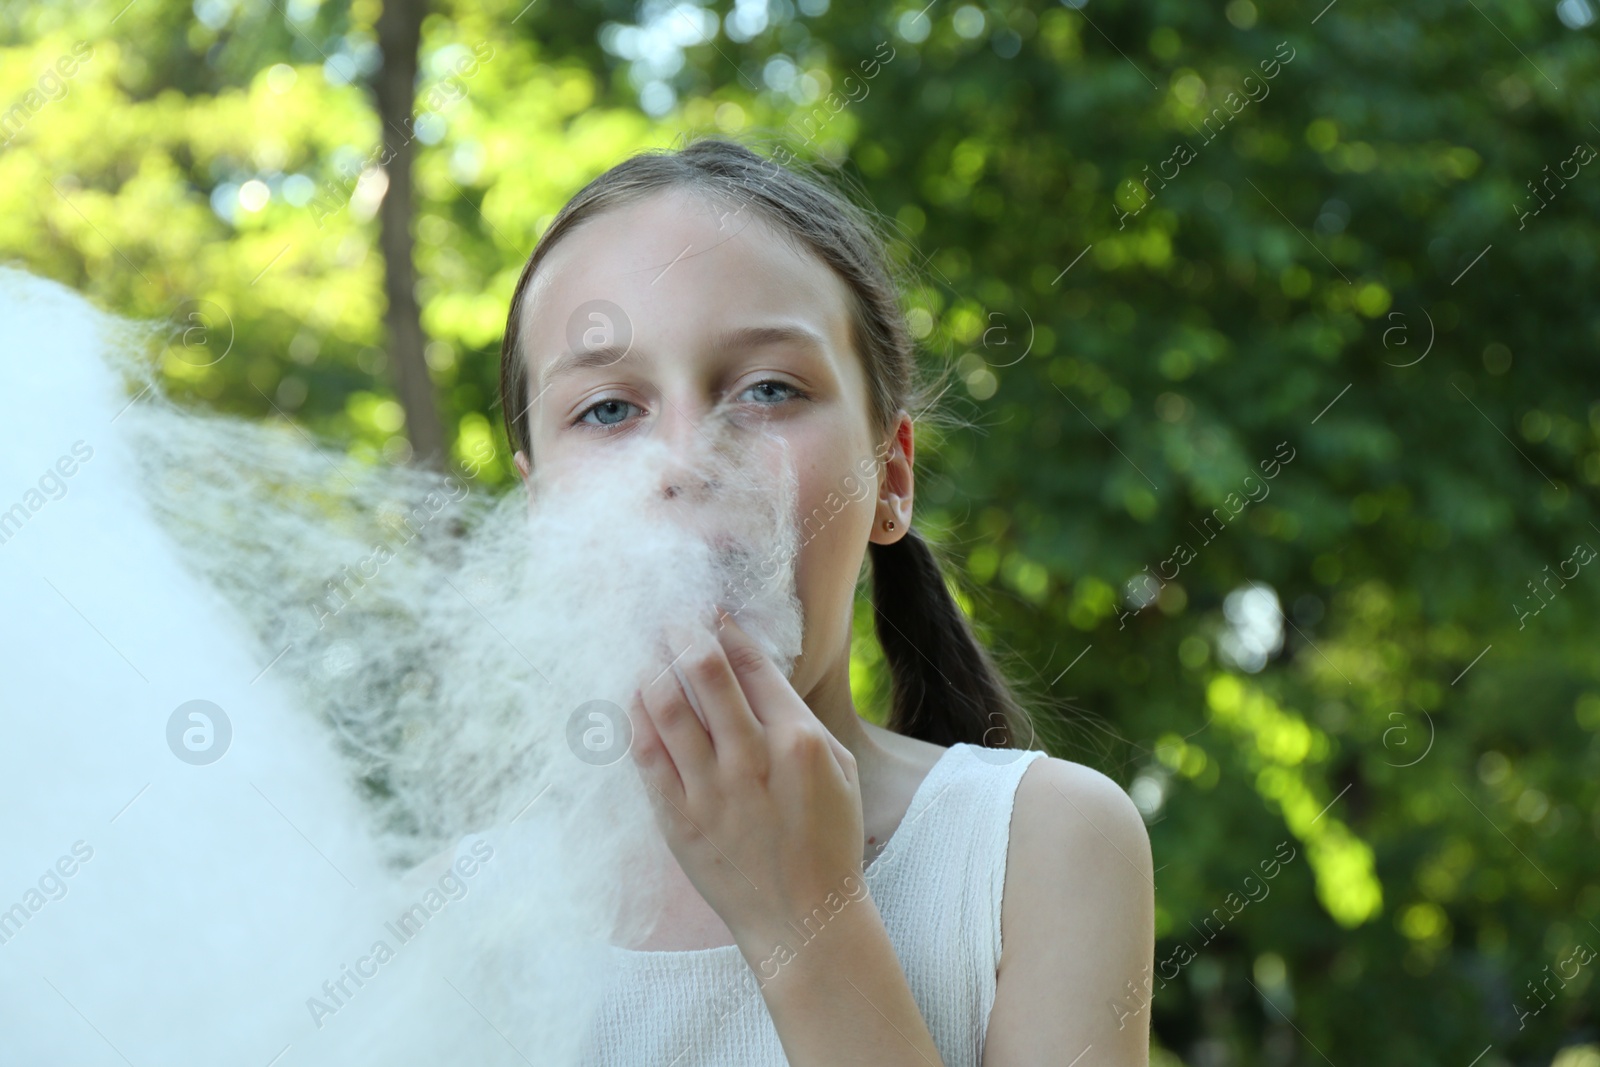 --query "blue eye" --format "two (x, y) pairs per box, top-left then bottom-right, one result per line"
(577, 398), (638, 427)
(740, 380), (800, 404)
